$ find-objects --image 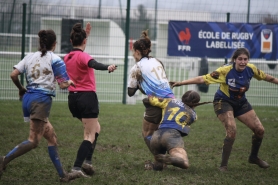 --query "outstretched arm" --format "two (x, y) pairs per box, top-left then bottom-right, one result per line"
(170, 76), (205, 88)
(264, 74), (278, 84)
(88, 59), (117, 72)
